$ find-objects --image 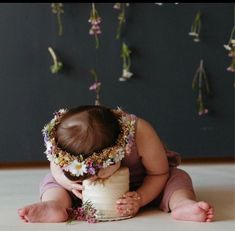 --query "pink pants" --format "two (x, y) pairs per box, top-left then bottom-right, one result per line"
(156, 167), (195, 212)
(39, 167), (195, 212)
